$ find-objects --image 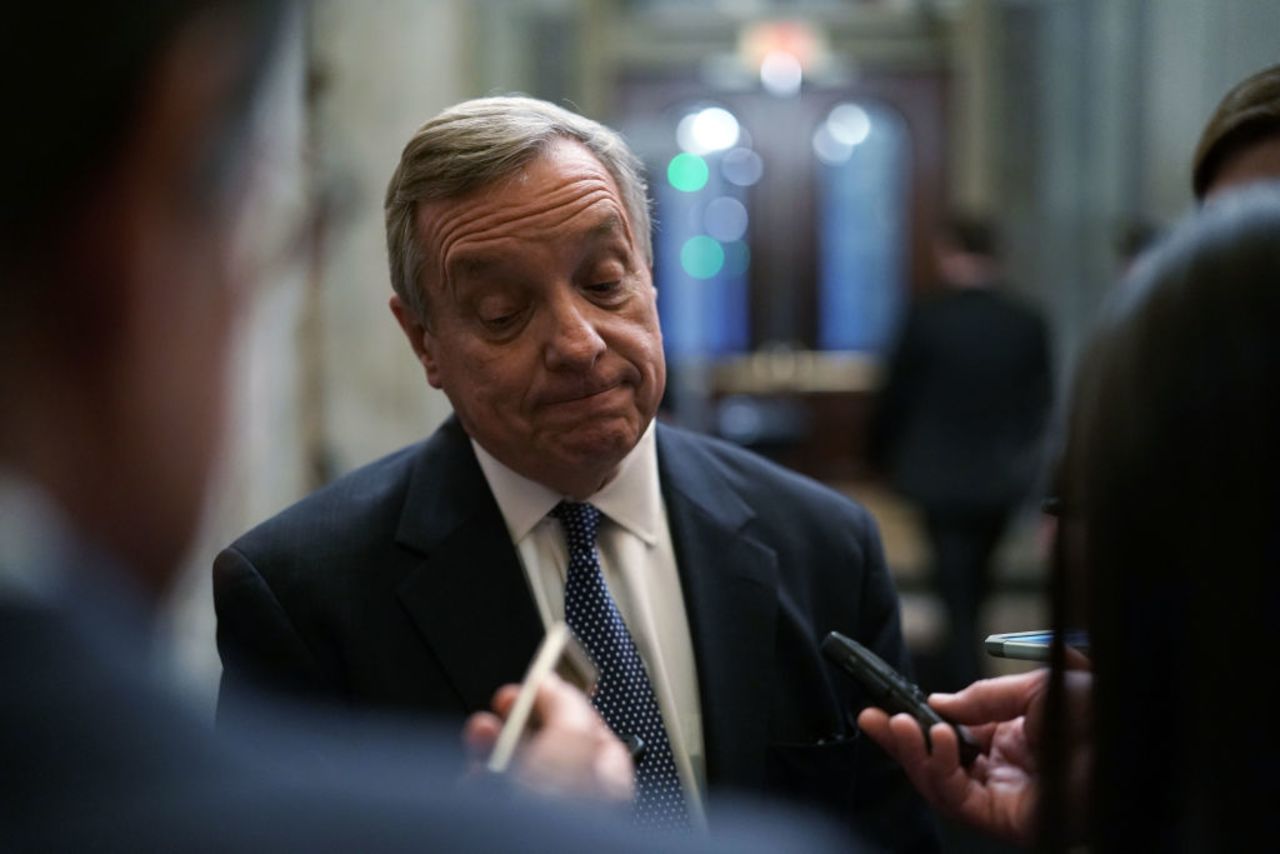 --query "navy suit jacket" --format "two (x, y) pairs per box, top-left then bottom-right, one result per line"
(215, 418), (939, 850)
